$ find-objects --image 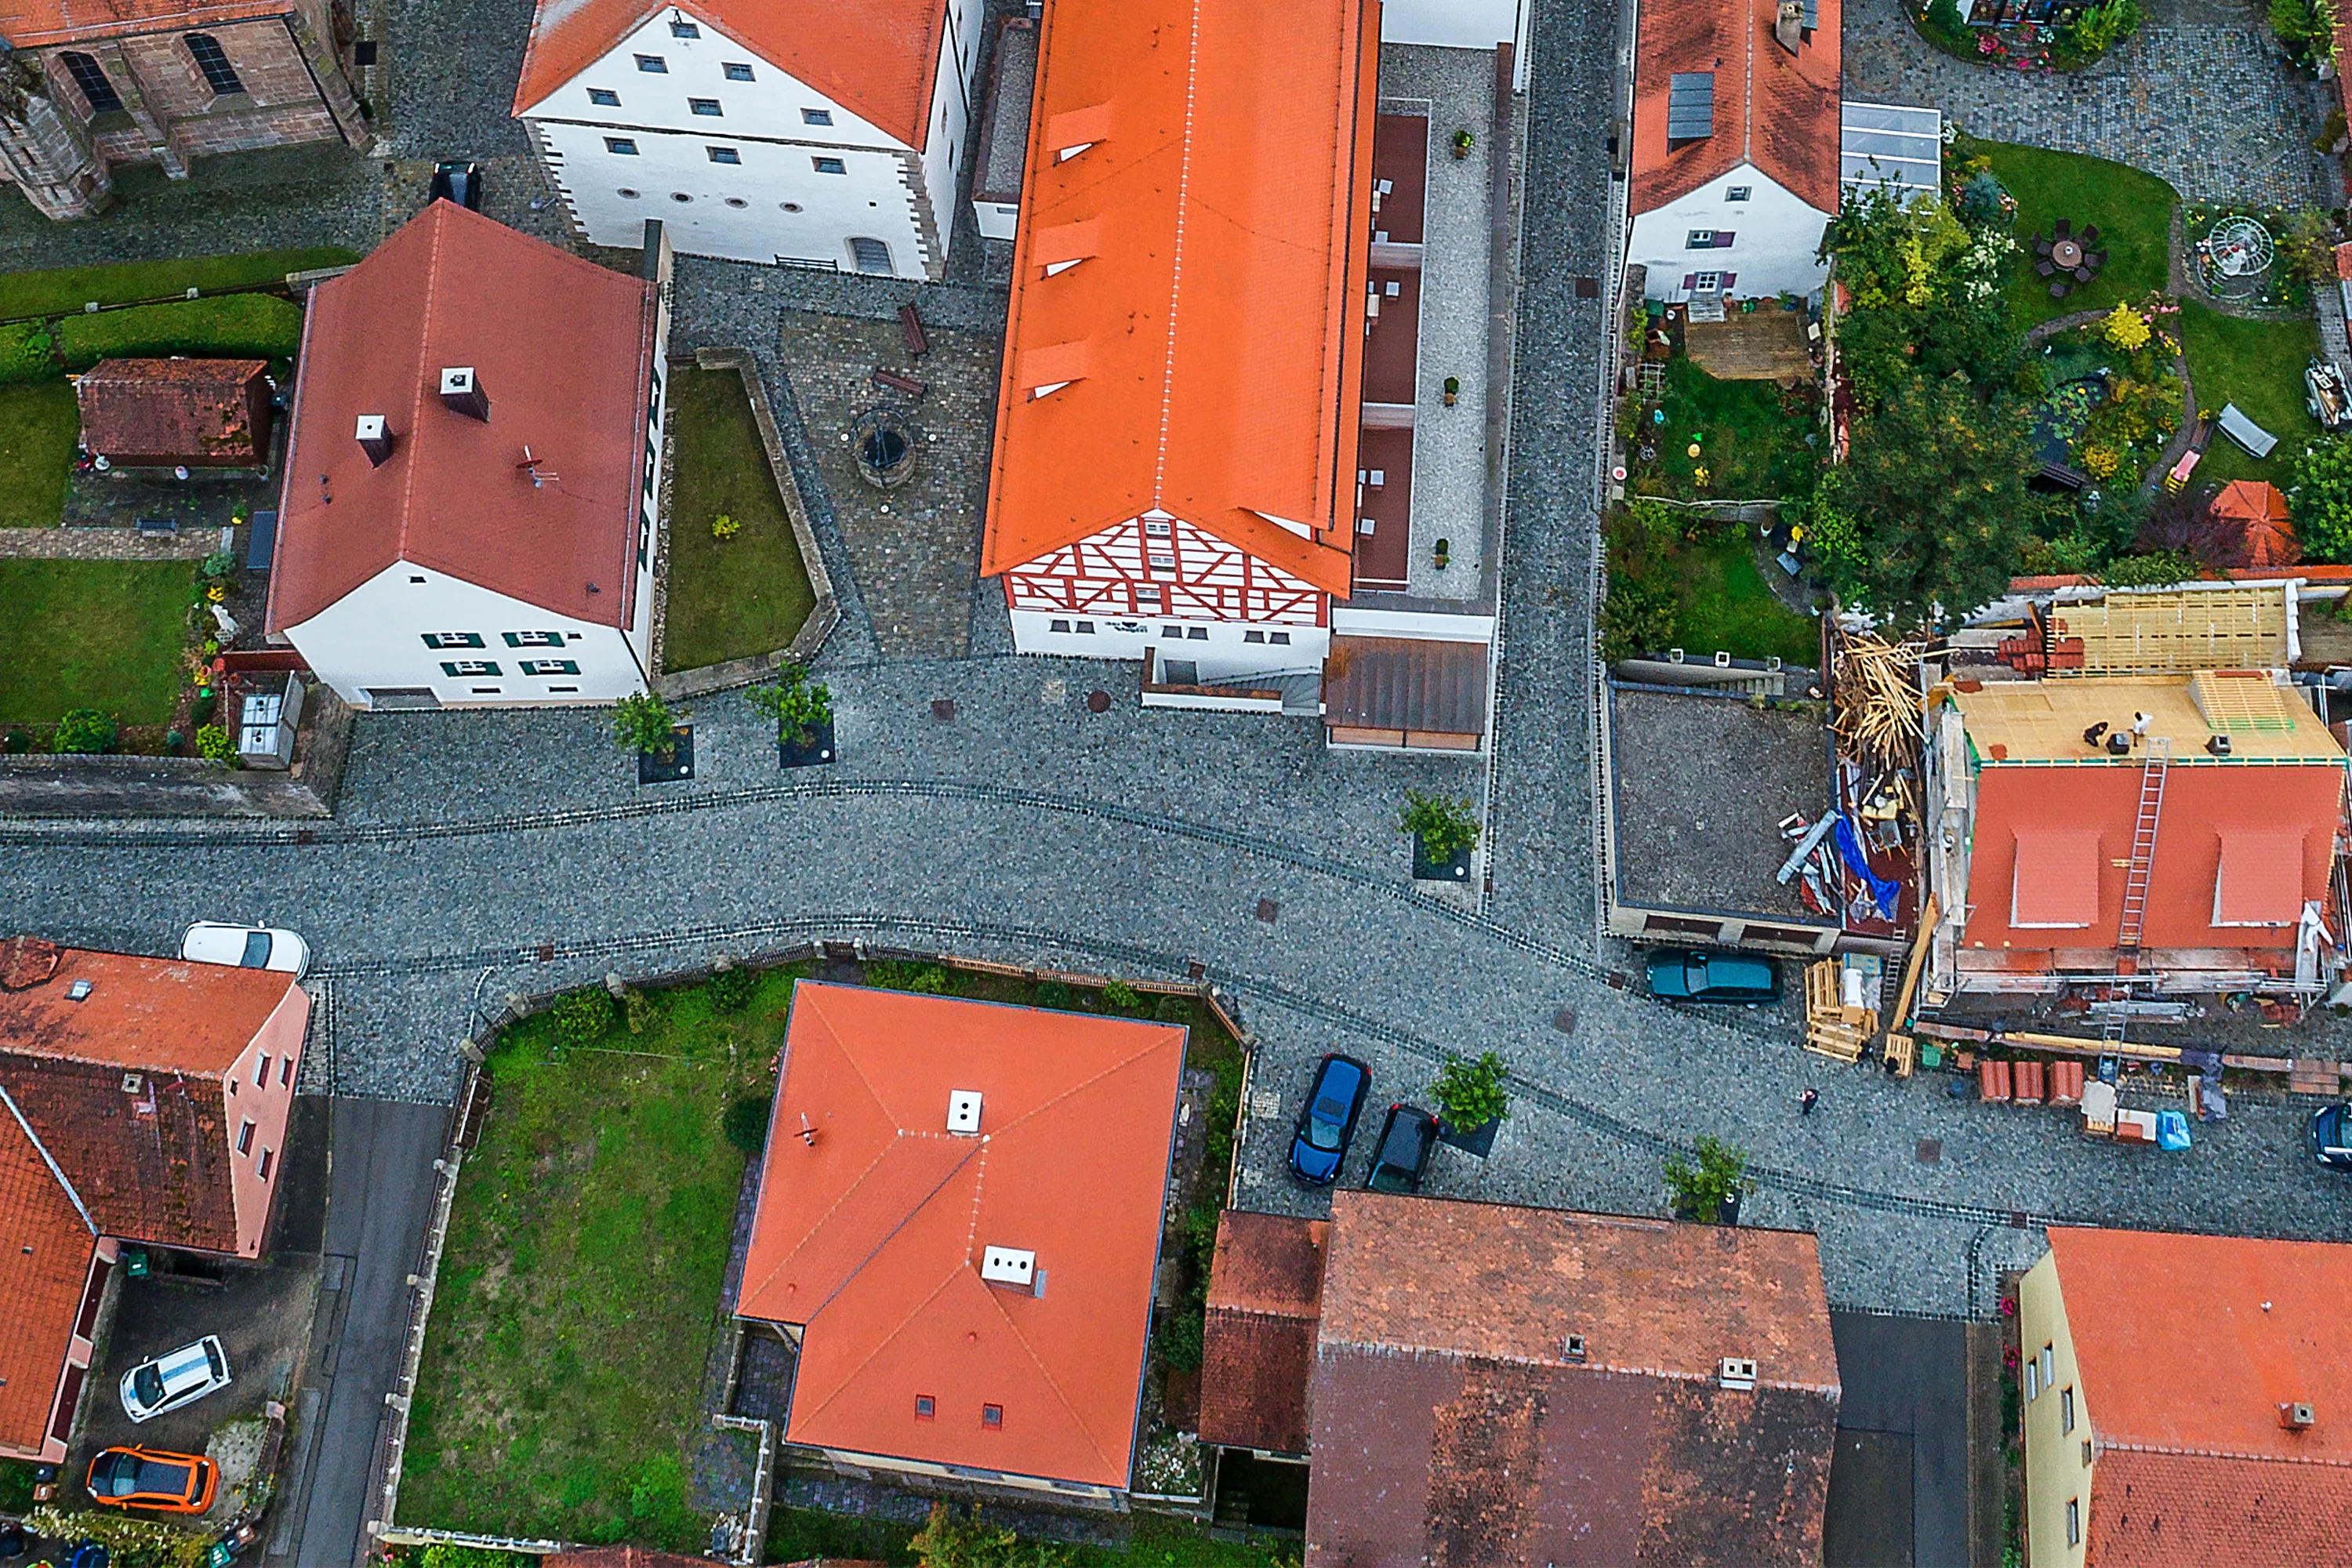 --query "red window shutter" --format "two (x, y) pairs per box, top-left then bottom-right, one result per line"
(1714, 231), (1736, 247)
(1682, 274), (1697, 290)
(1719, 272), (1737, 291)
